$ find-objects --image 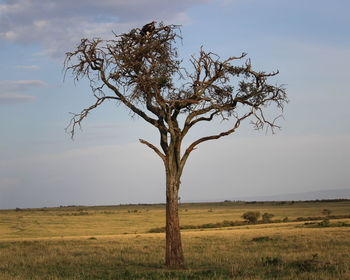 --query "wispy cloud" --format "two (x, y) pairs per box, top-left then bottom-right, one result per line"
(0, 93), (36, 104)
(0, 80), (47, 105)
(0, 80), (46, 91)
(0, 0), (207, 58)
(14, 65), (40, 70)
